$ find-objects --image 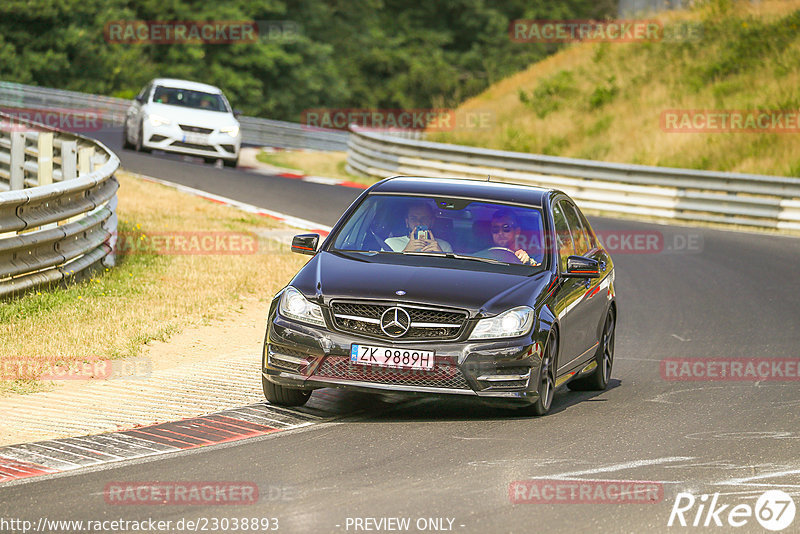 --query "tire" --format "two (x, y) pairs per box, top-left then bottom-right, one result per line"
(223, 156), (238, 168)
(568, 309), (615, 391)
(521, 335), (557, 416)
(135, 123), (150, 153)
(262, 375), (311, 407)
(122, 124), (133, 149)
